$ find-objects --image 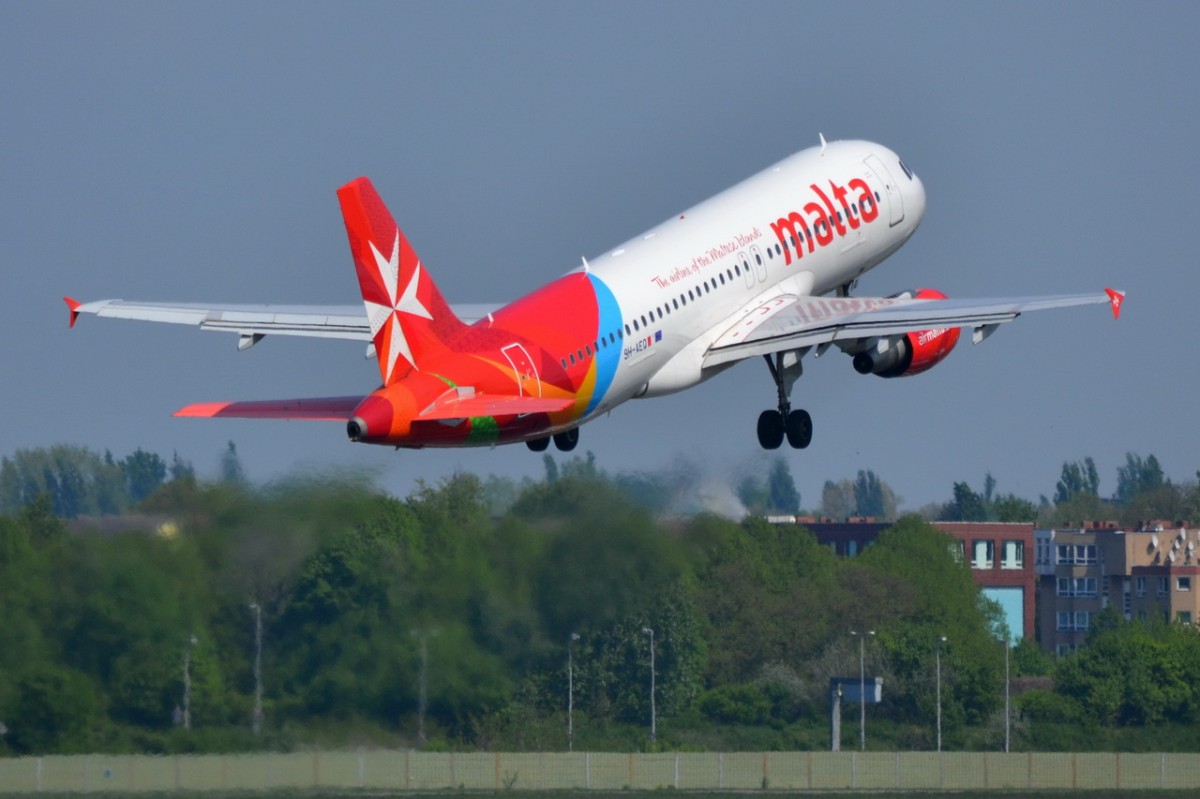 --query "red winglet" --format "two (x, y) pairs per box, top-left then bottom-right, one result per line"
(64, 296), (81, 328)
(1104, 288), (1125, 320)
